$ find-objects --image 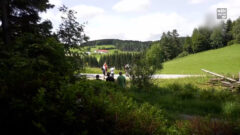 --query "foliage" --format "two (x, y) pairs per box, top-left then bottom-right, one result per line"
(130, 59), (156, 88)
(0, 0), (54, 45)
(82, 39), (151, 52)
(82, 56), (99, 67)
(223, 101), (240, 119)
(130, 49), (163, 88)
(115, 40), (151, 52)
(1, 79), (170, 135)
(225, 19), (233, 44)
(58, 5), (89, 53)
(177, 51), (189, 58)
(0, 34), (73, 98)
(210, 24), (225, 49)
(160, 30), (182, 61)
(192, 27), (211, 53)
(232, 17), (240, 43)
(145, 42), (164, 69)
(183, 36), (193, 53)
